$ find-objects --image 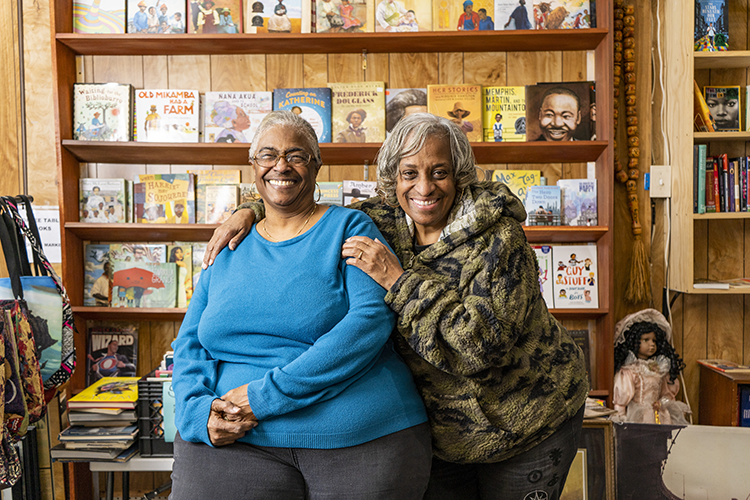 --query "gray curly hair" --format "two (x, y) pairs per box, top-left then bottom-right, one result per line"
(376, 113), (478, 205)
(247, 110), (322, 166)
